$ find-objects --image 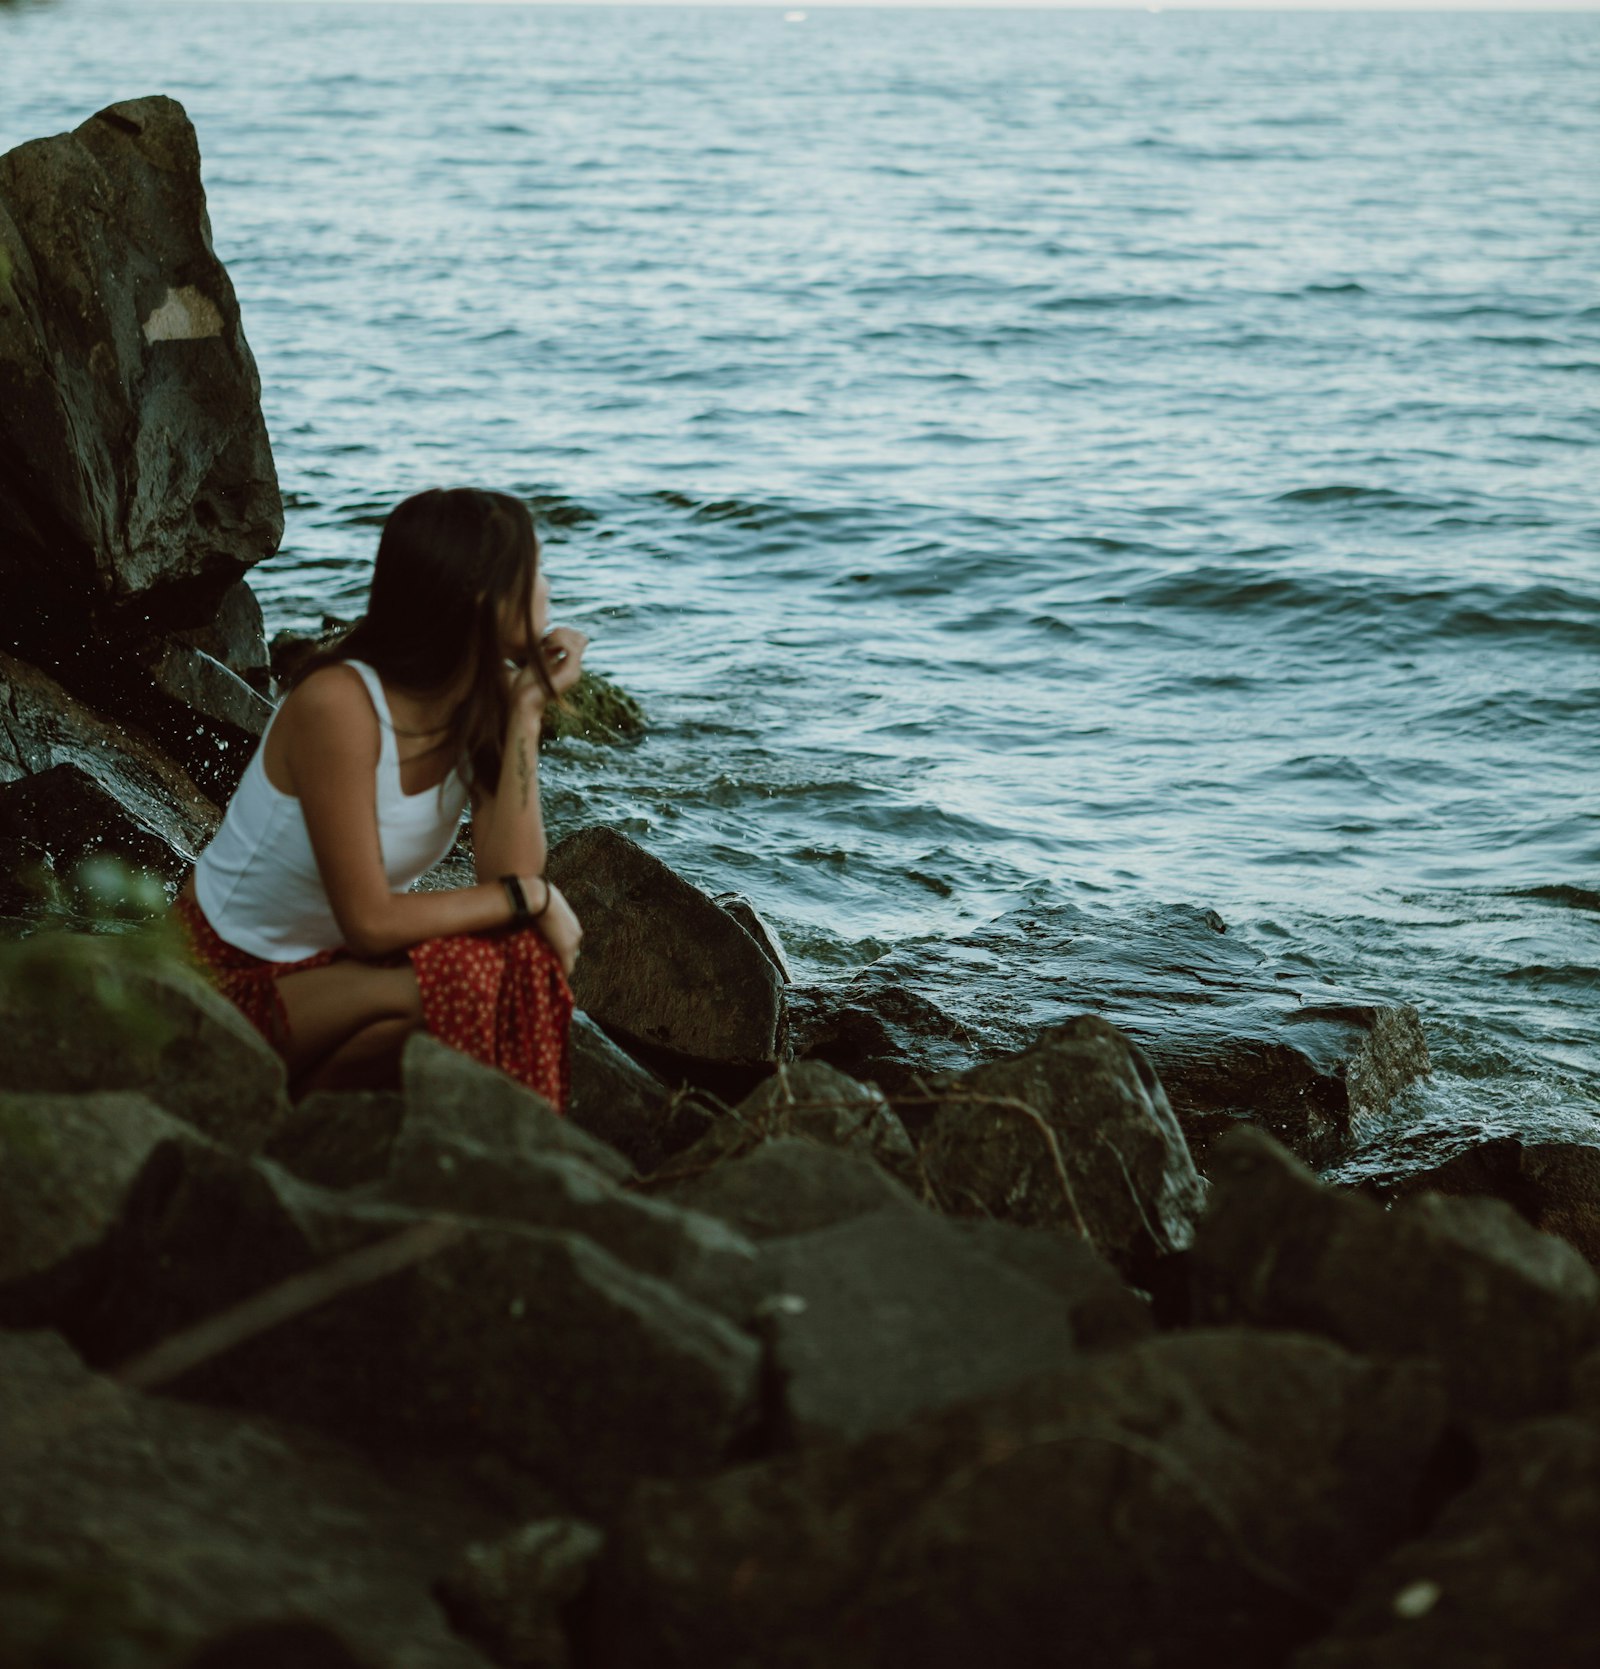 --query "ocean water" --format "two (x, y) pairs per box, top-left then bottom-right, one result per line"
(3, 1), (1597, 1173)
